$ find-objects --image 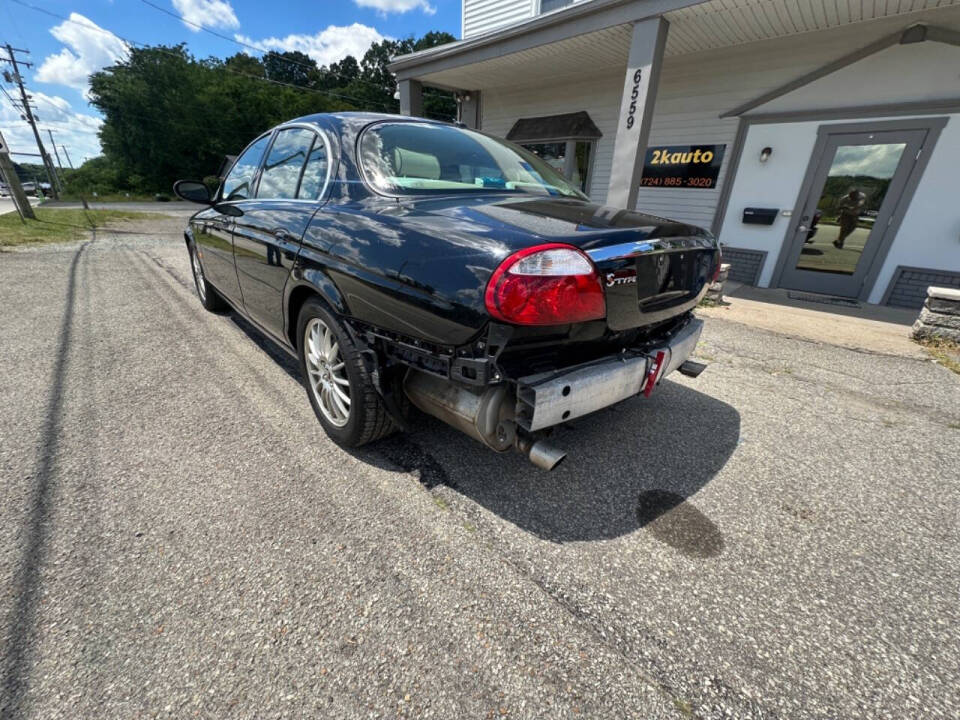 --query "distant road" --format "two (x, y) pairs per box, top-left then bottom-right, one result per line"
(0, 196), (41, 216)
(2, 197), (195, 218)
